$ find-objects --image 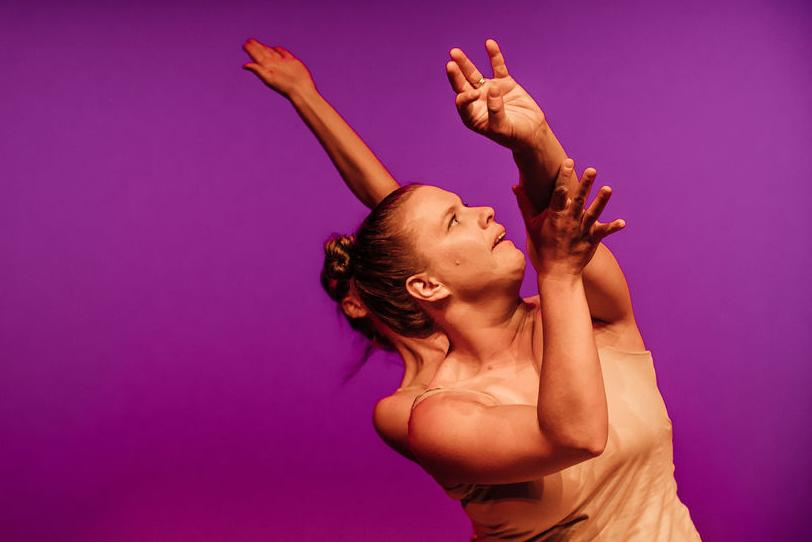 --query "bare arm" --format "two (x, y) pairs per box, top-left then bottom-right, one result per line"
(242, 39), (398, 209)
(446, 40), (636, 325)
